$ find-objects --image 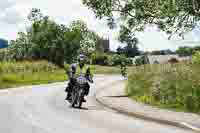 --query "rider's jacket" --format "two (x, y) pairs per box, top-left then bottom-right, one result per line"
(69, 63), (93, 79)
